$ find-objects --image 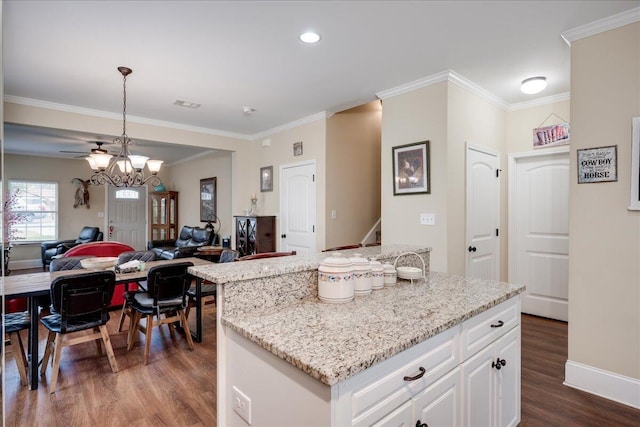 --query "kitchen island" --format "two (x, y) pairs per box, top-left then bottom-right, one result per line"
(188, 245), (525, 426)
